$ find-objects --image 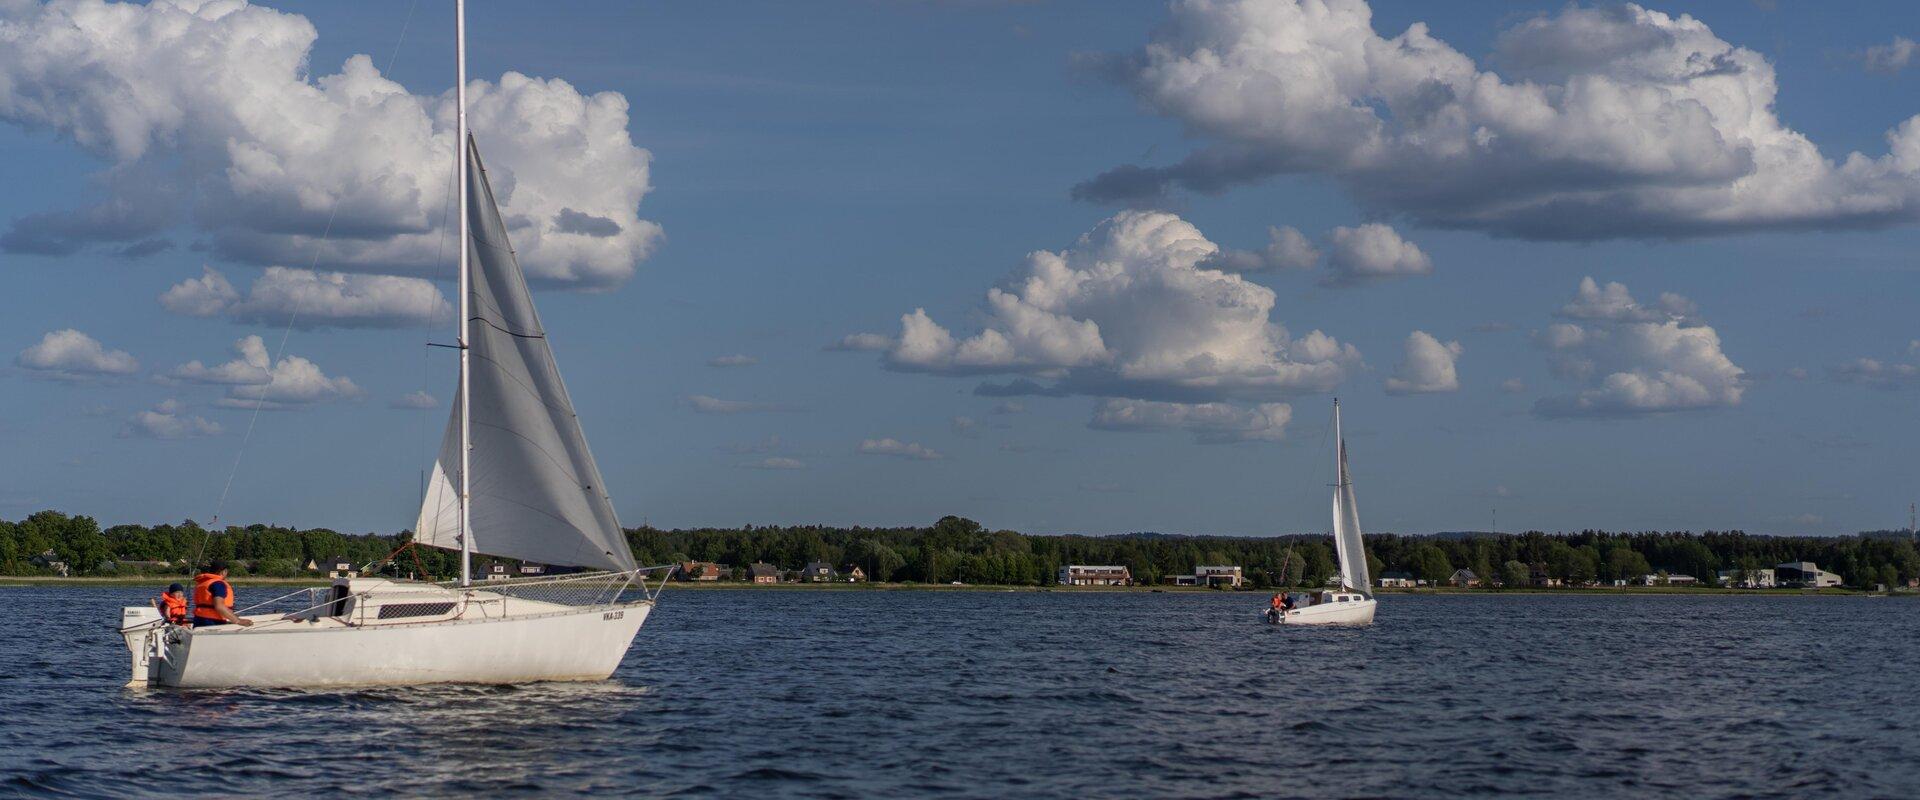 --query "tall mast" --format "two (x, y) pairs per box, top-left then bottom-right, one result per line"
(1332, 397), (1343, 487)
(456, 0), (473, 587)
